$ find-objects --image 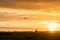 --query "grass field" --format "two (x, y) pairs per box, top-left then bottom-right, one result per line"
(0, 31), (60, 40)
